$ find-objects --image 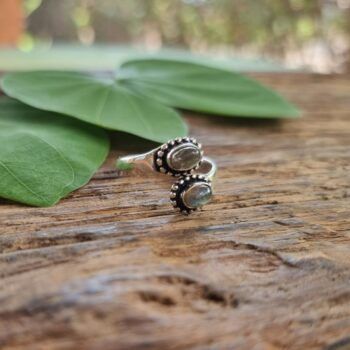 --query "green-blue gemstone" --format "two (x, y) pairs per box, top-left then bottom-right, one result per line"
(182, 182), (212, 209)
(167, 144), (201, 172)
